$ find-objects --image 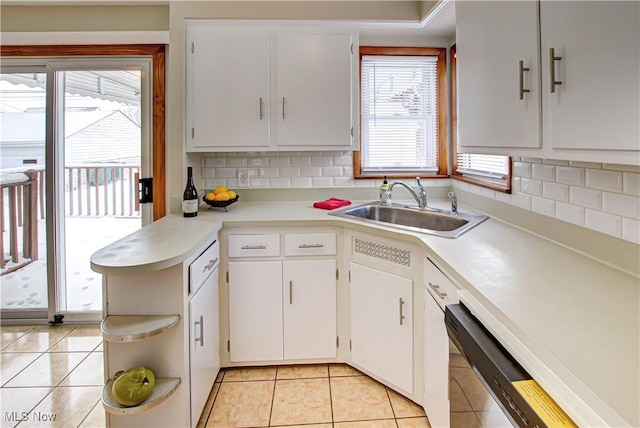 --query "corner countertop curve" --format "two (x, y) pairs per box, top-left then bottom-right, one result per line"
(90, 200), (639, 427)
